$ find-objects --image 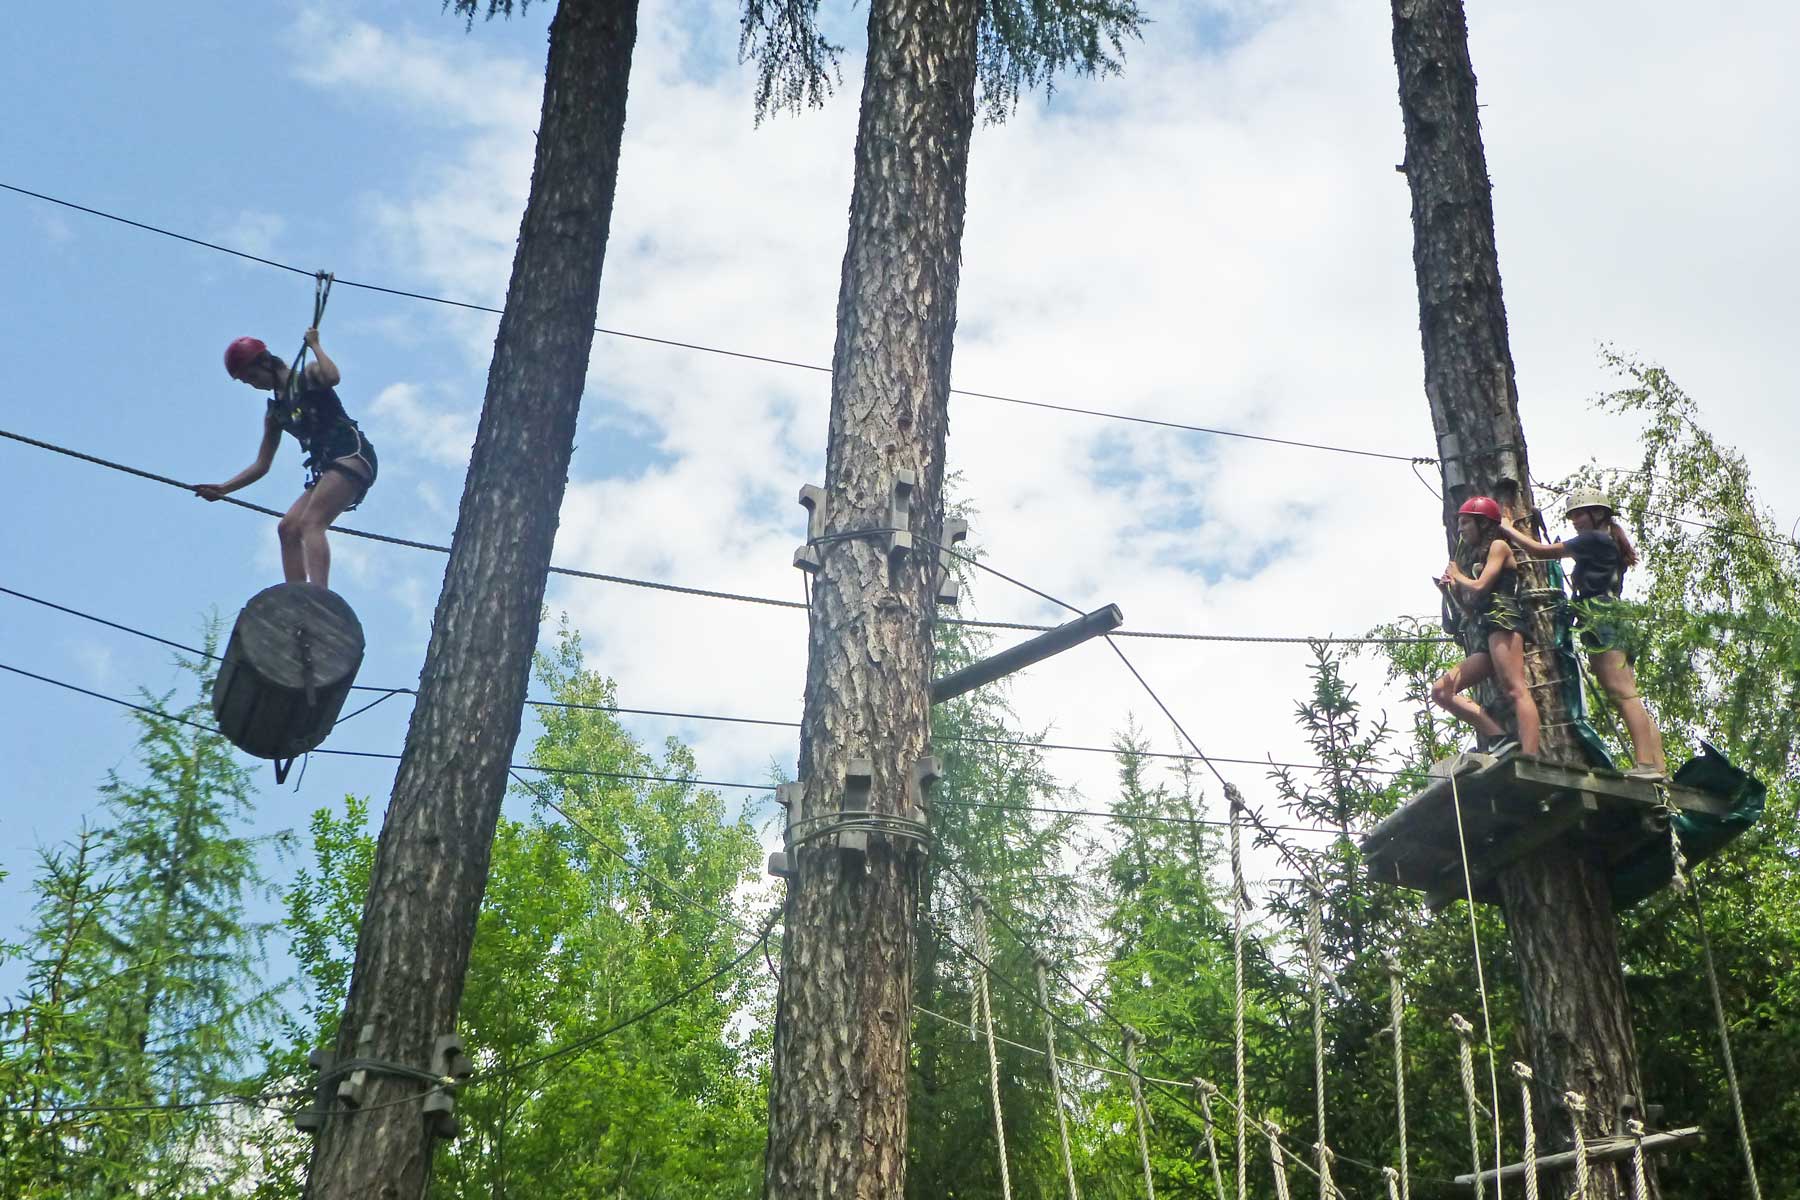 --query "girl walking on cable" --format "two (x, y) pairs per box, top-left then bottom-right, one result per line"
(194, 329), (377, 591)
(1498, 489), (1667, 780)
(1431, 495), (1542, 758)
